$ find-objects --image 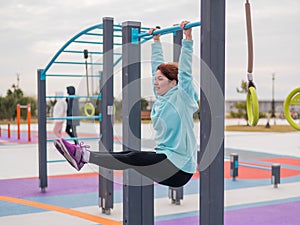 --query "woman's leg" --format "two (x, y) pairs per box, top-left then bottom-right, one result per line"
(89, 150), (193, 187)
(89, 150), (166, 169)
(54, 138), (193, 187)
